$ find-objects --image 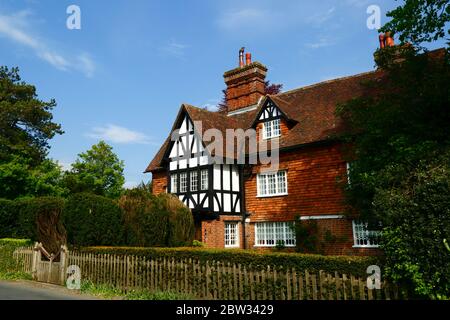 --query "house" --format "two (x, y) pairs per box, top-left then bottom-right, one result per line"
(145, 39), (399, 255)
